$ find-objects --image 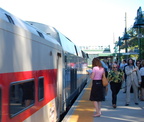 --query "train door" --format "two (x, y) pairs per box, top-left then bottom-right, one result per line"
(55, 52), (62, 120)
